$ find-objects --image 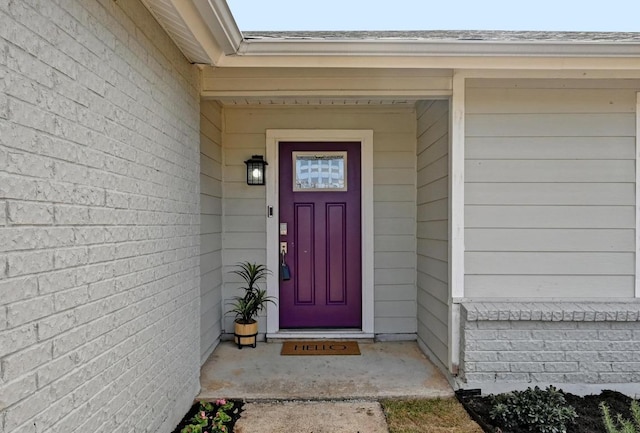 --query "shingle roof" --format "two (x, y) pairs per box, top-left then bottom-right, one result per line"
(243, 30), (640, 43)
